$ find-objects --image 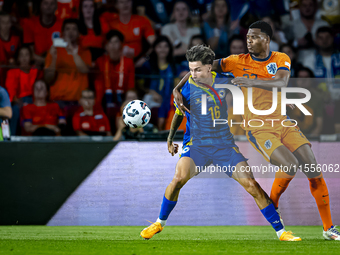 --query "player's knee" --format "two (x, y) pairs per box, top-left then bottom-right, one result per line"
(243, 180), (261, 197)
(172, 175), (188, 190)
